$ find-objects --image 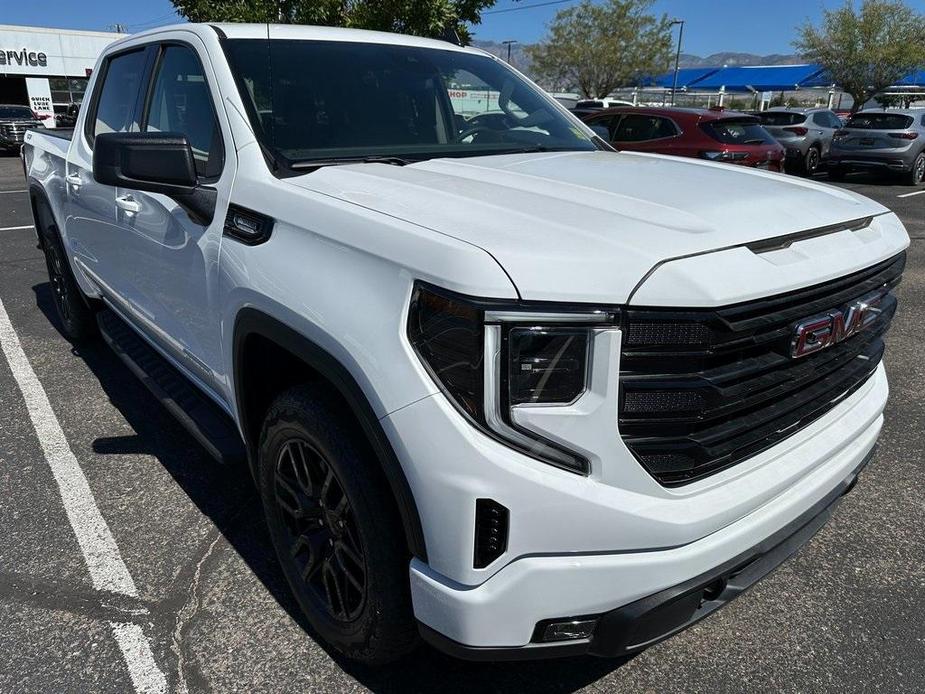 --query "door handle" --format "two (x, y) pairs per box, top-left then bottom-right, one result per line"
(115, 194), (142, 214)
(65, 173), (82, 187)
